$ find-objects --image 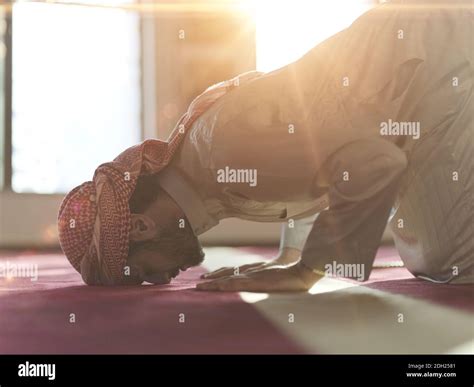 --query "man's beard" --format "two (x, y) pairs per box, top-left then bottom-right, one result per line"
(154, 224), (205, 269)
(127, 222), (205, 284)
